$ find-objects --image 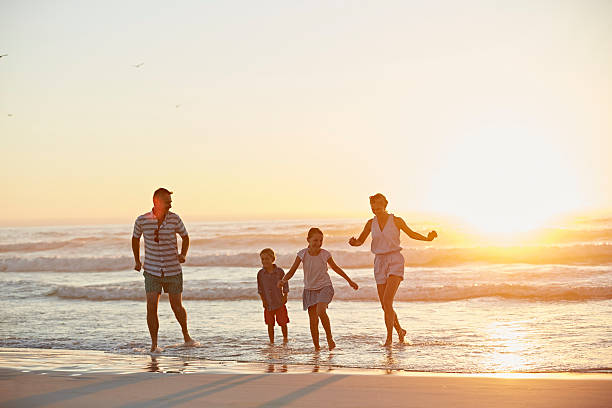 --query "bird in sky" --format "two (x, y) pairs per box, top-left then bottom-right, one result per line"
(132, 62), (144, 68)
(0, 54), (8, 58)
